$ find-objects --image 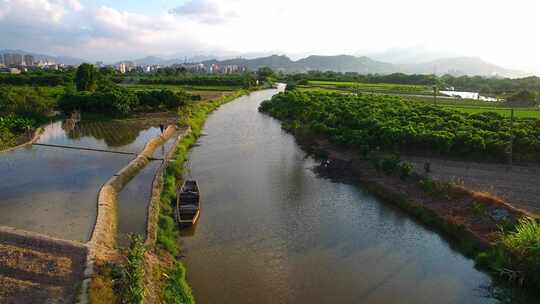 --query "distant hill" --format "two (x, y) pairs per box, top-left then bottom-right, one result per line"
(0, 49), (86, 65)
(397, 57), (525, 77)
(202, 54), (525, 77)
(0, 49), (527, 77)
